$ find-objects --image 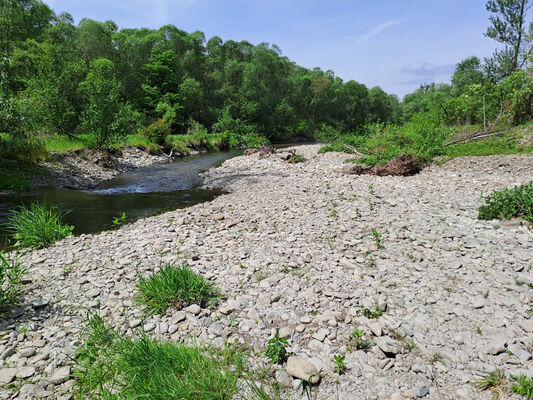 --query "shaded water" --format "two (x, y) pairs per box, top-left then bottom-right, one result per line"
(0, 150), (240, 248)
